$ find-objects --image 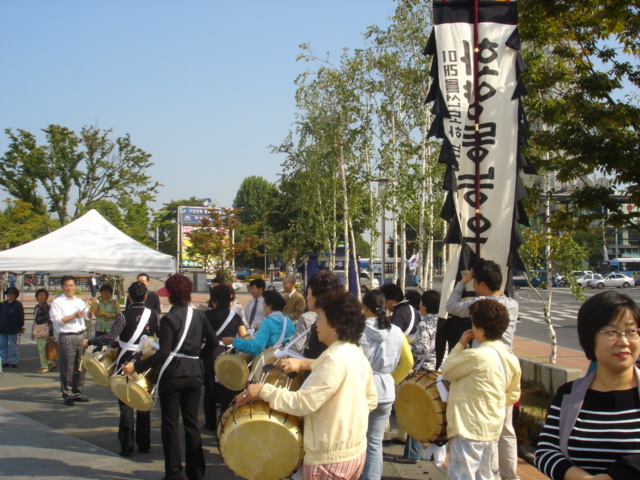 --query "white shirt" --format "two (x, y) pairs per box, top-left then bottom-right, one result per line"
(50, 294), (88, 336)
(245, 296), (265, 329)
